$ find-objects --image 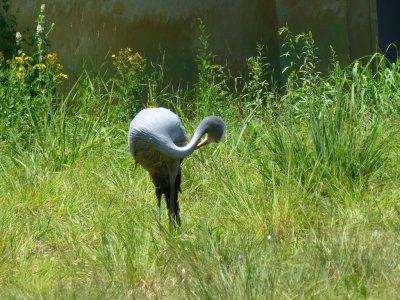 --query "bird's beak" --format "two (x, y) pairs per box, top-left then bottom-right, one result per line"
(196, 139), (209, 149)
